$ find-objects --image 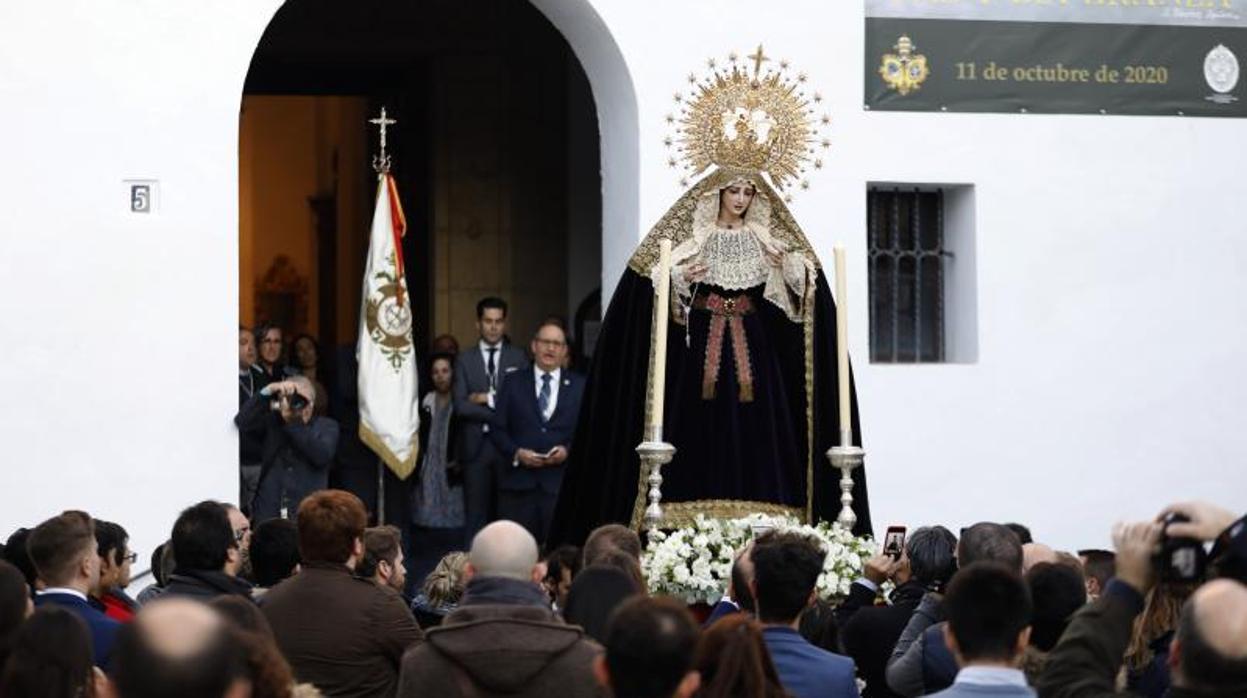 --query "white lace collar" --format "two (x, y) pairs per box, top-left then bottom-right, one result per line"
(700, 226), (769, 291)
